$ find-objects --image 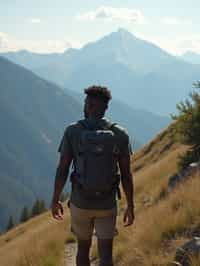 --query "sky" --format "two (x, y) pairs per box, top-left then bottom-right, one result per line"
(0, 0), (200, 55)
